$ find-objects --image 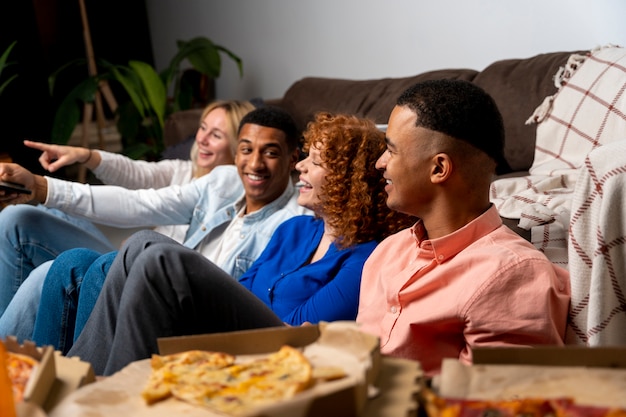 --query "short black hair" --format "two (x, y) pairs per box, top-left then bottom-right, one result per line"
(238, 106), (300, 151)
(397, 79), (505, 167)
